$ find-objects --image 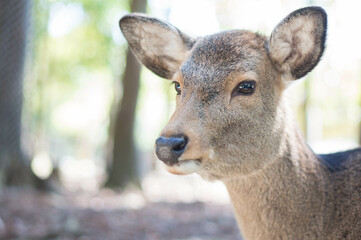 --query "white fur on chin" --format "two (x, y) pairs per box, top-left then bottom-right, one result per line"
(164, 160), (202, 175)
